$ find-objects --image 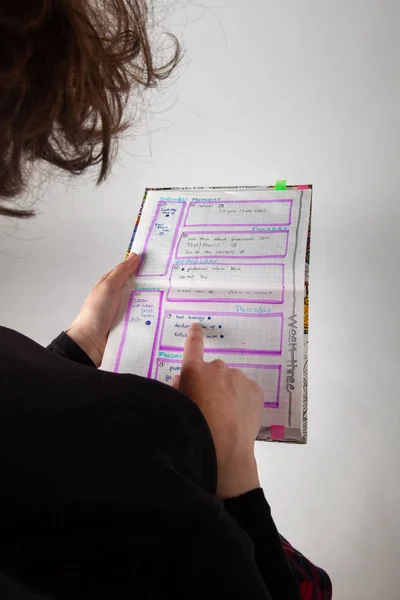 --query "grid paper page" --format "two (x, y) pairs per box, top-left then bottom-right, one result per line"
(102, 186), (312, 443)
